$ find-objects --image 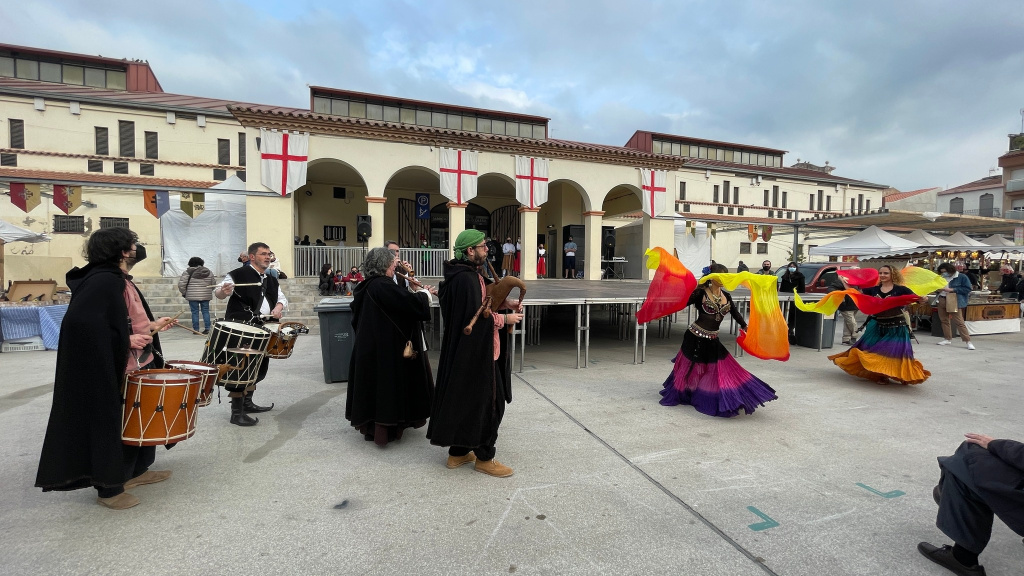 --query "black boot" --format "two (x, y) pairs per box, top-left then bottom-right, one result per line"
(230, 397), (258, 426)
(243, 391), (274, 413)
